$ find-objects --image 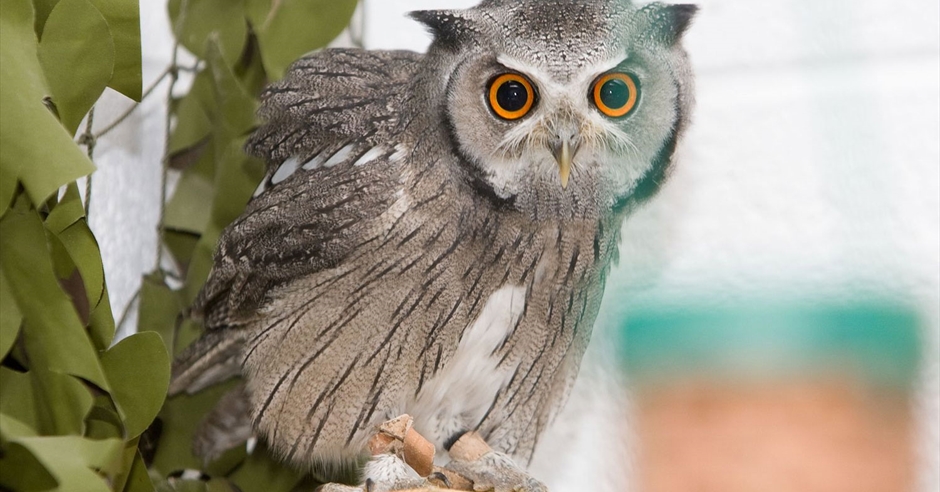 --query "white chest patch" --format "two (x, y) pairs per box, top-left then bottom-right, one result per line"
(409, 284), (526, 451)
